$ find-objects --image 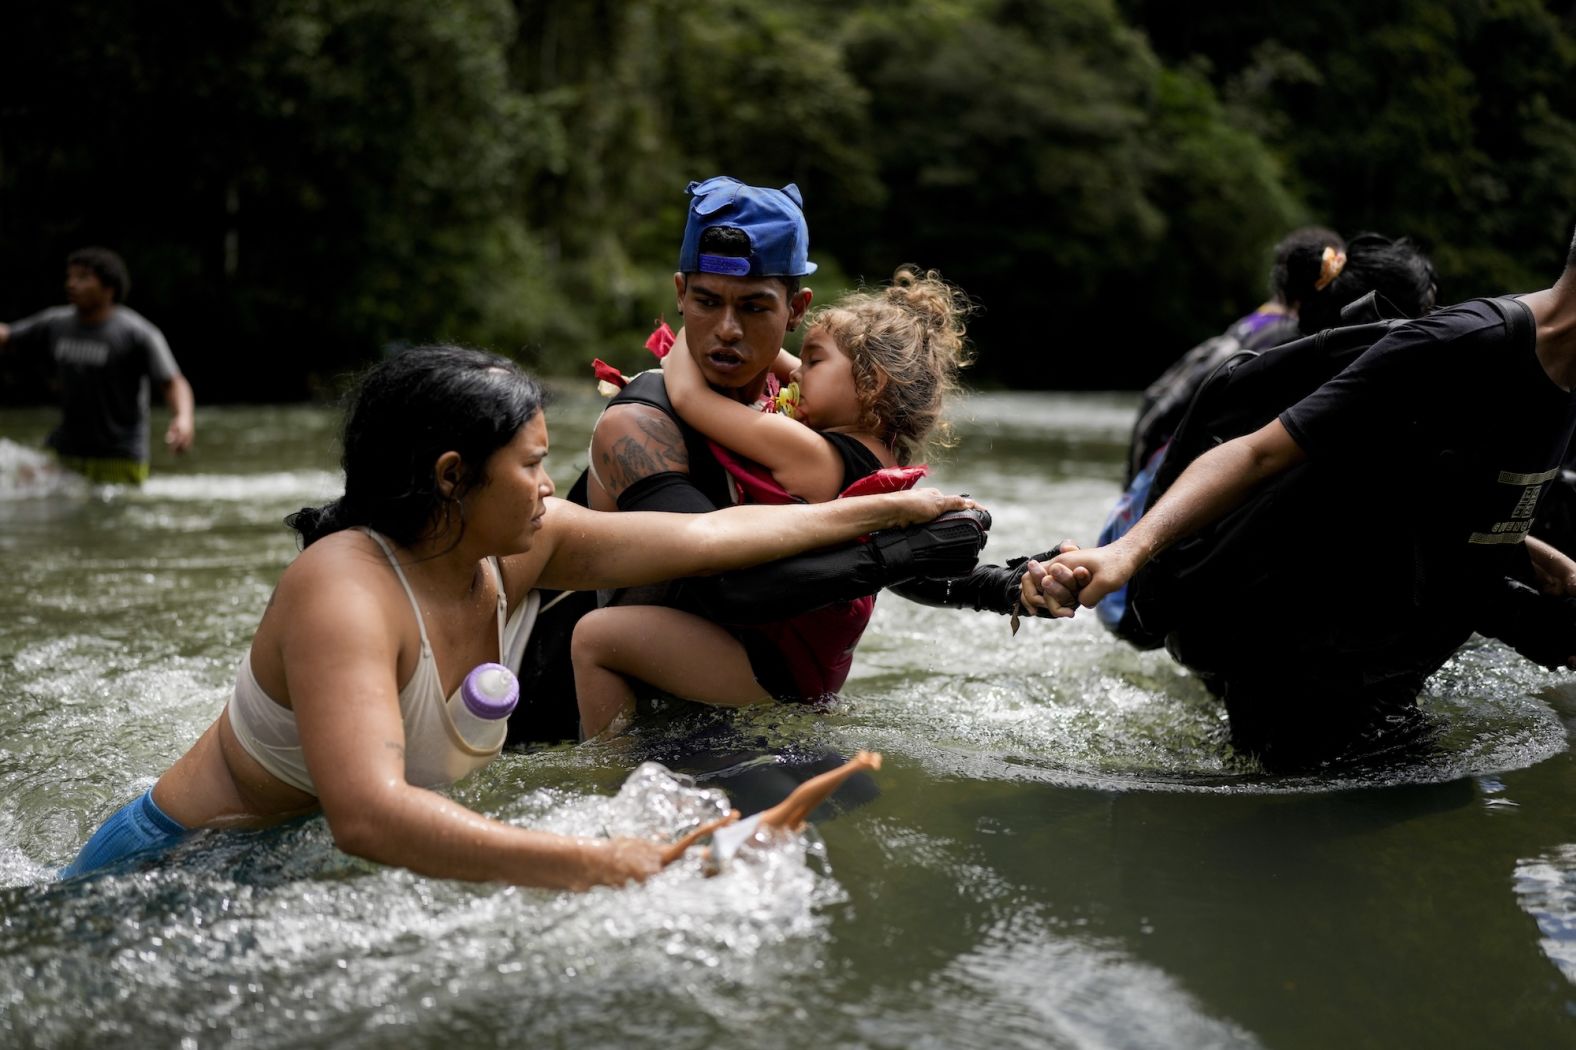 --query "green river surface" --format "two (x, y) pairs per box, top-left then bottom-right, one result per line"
(4, 391), (1576, 1049)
